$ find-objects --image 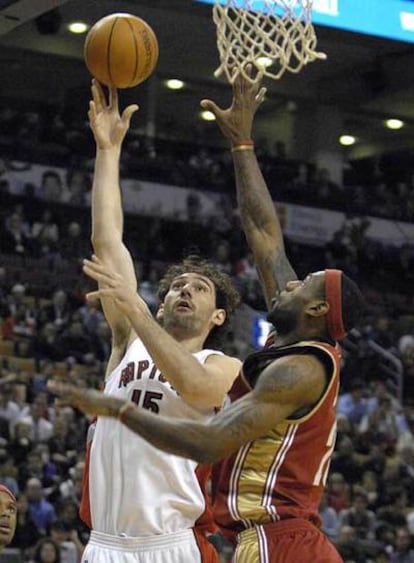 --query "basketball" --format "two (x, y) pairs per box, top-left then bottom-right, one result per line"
(84, 13), (159, 89)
